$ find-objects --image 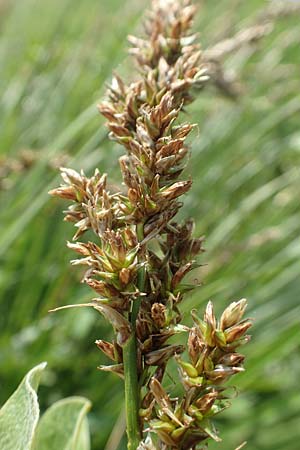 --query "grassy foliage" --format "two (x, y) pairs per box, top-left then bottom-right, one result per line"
(1, 0), (300, 449)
